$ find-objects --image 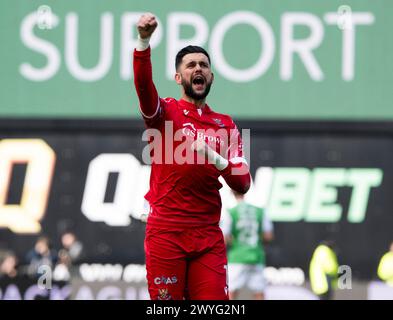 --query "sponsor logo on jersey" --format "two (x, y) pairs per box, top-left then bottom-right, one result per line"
(154, 276), (178, 285)
(183, 122), (196, 132)
(182, 123), (224, 145)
